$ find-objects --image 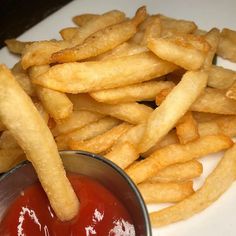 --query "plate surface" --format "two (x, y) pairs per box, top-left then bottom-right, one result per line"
(0, 0), (236, 235)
